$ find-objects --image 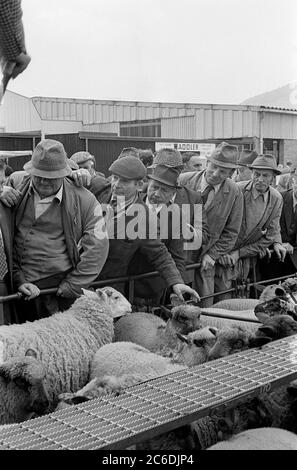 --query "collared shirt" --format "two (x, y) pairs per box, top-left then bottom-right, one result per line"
(199, 173), (221, 208)
(244, 183), (269, 240)
(30, 182), (63, 219)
